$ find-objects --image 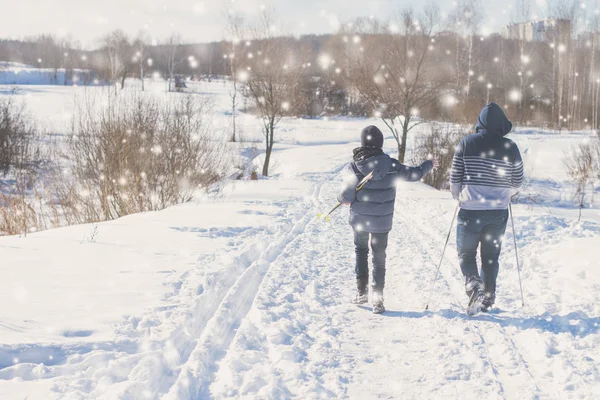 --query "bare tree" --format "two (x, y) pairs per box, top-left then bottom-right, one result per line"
(512, 0), (532, 23)
(34, 34), (61, 83)
(548, 0), (579, 129)
(163, 34), (183, 92)
(563, 140), (597, 221)
(348, 16), (386, 36)
(100, 30), (129, 92)
(133, 32), (150, 91)
(225, 12), (246, 142)
(242, 10), (307, 176)
(512, 0), (534, 122)
(448, 0), (484, 102)
(342, 3), (447, 162)
(588, 11), (600, 129)
(59, 36), (76, 85)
